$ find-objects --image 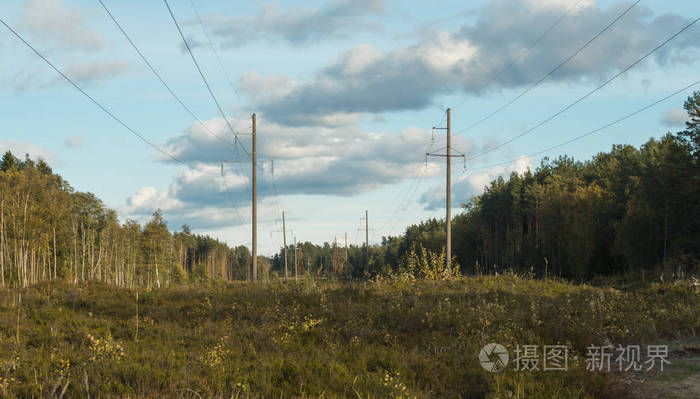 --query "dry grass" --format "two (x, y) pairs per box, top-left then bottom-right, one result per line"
(0, 275), (697, 398)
